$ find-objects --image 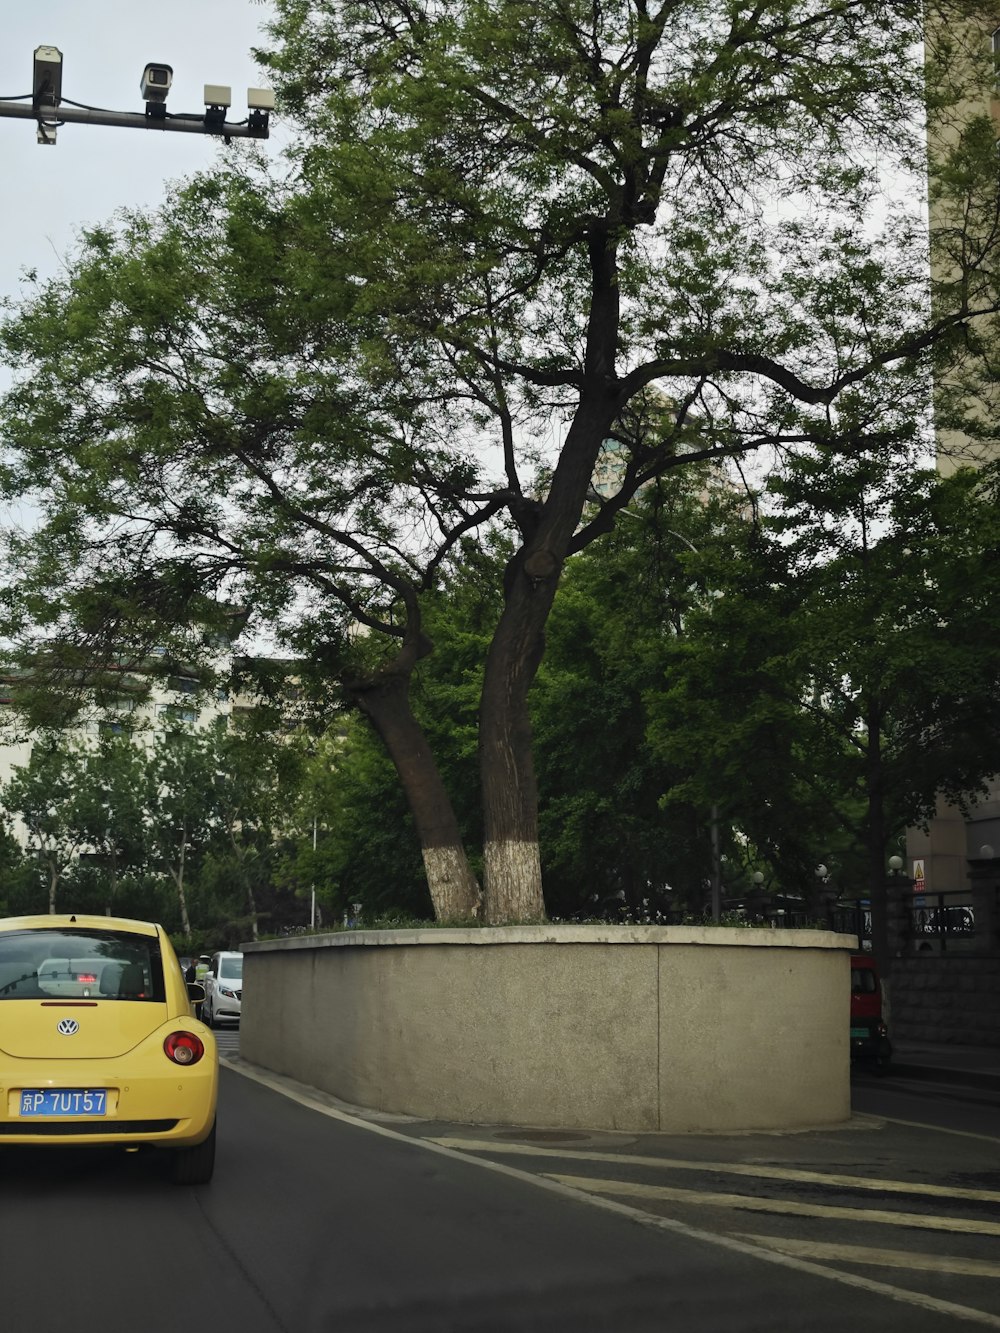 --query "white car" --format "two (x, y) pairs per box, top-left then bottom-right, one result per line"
(202, 951), (243, 1028)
